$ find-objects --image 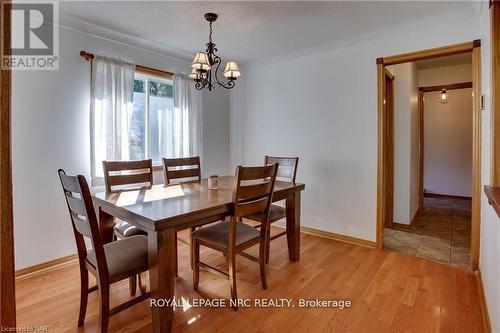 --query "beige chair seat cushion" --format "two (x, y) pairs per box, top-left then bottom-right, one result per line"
(246, 204), (286, 223)
(87, 235), (148, 279)
(114, 219), (147, 238)
(191, 222), (260, 249)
